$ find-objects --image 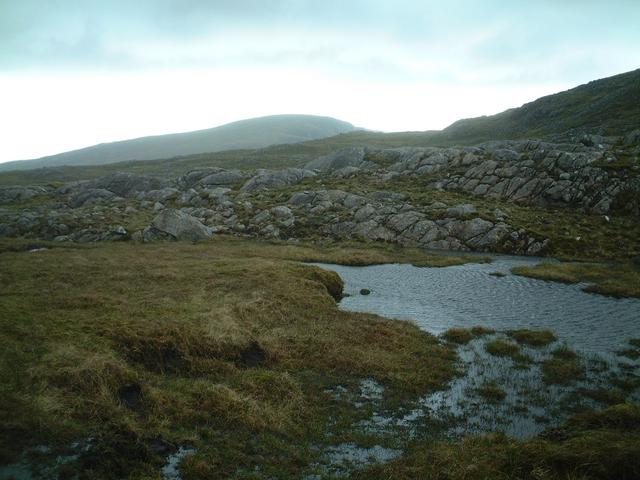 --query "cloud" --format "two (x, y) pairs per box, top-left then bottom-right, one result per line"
(0, 0), (638, 162)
